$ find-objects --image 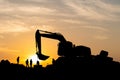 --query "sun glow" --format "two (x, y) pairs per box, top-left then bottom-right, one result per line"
(28, 54), (52, 67)
(29, 54), (40, 65)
